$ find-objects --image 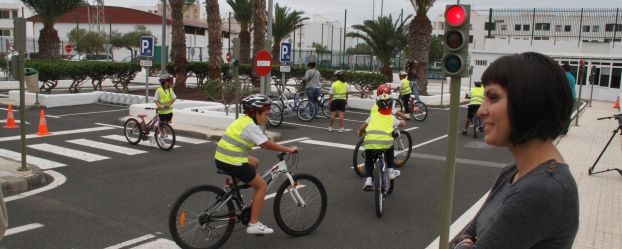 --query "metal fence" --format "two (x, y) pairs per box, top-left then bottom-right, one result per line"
(481, 8), (622, 42)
